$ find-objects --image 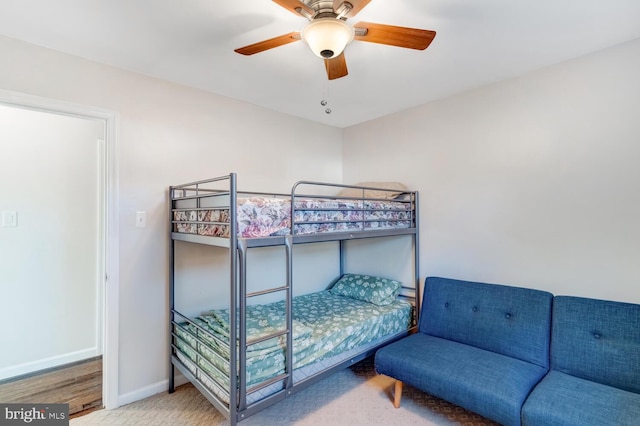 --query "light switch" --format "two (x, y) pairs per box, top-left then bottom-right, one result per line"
(136, 211), (146, 228)
(1, 211), (17, 227)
